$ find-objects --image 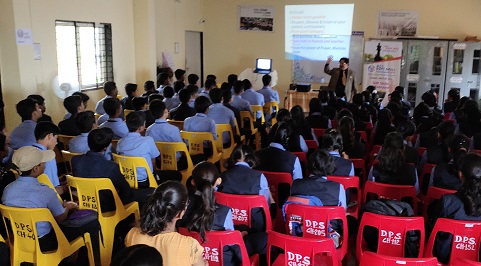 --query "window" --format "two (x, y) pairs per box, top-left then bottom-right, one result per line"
(55, 21), (113, 90)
